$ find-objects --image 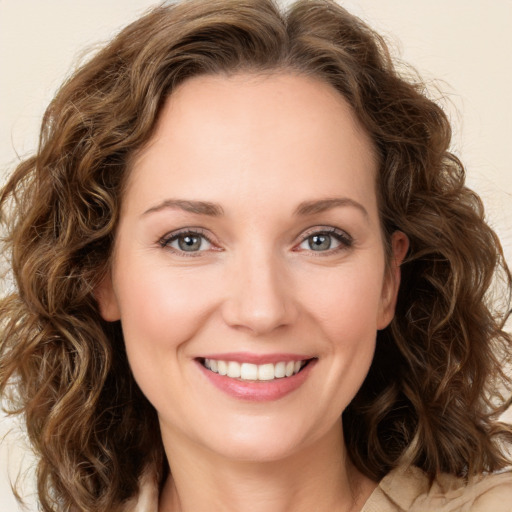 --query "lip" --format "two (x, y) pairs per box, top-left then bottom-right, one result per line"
(195, 355), (317, 402)
(197, 352), (312, 365)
